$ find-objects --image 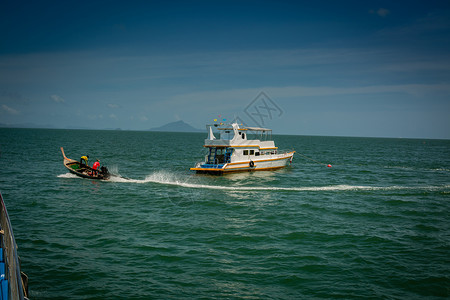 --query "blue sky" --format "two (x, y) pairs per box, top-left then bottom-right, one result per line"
(1, 0), (449, 138)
